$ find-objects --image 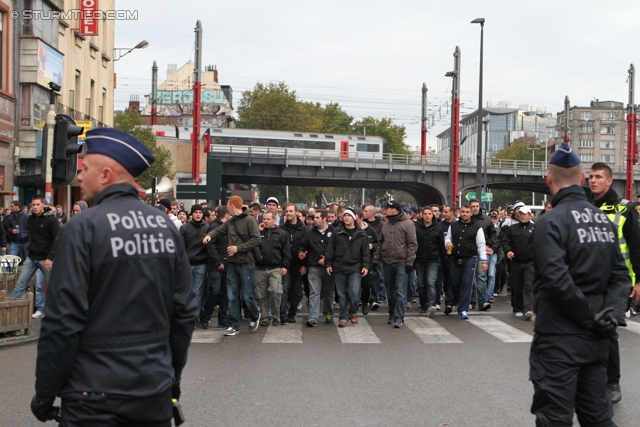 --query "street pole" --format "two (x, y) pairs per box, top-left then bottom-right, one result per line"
(527, 147), (540, 206)
(151, 60), (158, 125)
(483, 119), (489, 191)
(45, 90), (57, 204)
(626, 64), (637, 201)
(356, 123), (373, 204)
(192, 20), (202, 184)
(472, 18), (485, 202)
(447, 46), (461, 206)
(563, 96), (570, 143)
(421, 83), (428, 161)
